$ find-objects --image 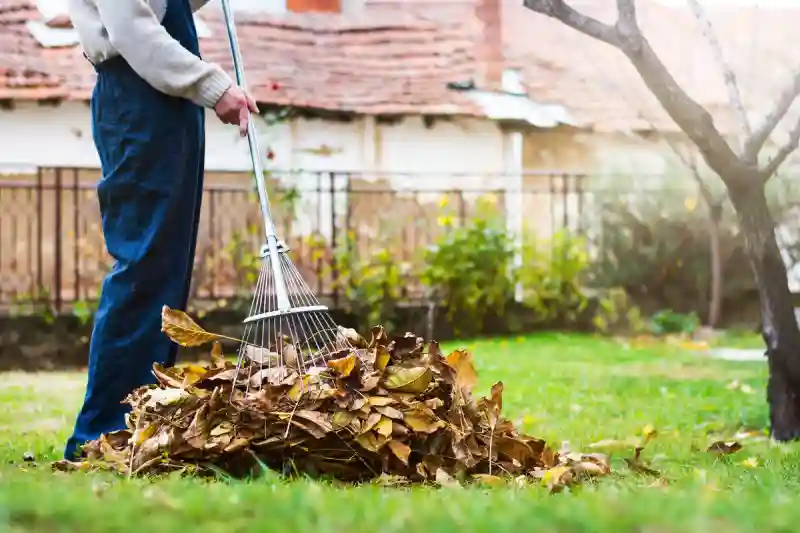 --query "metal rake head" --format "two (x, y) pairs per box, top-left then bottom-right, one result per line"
(232, 242), (360, 393)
